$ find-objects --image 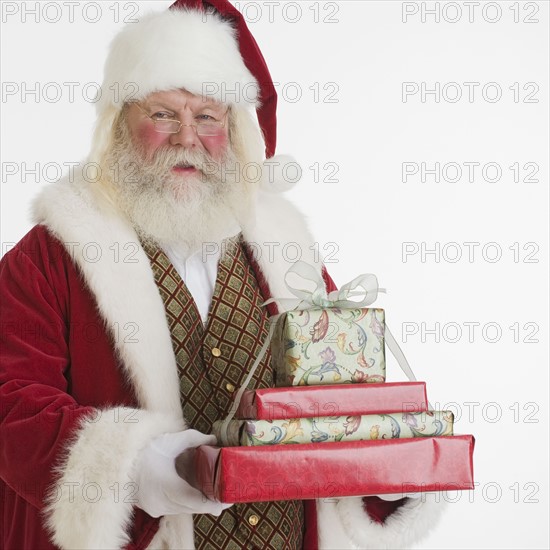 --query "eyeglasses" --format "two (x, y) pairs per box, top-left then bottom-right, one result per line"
(133, 102), (228, 136)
